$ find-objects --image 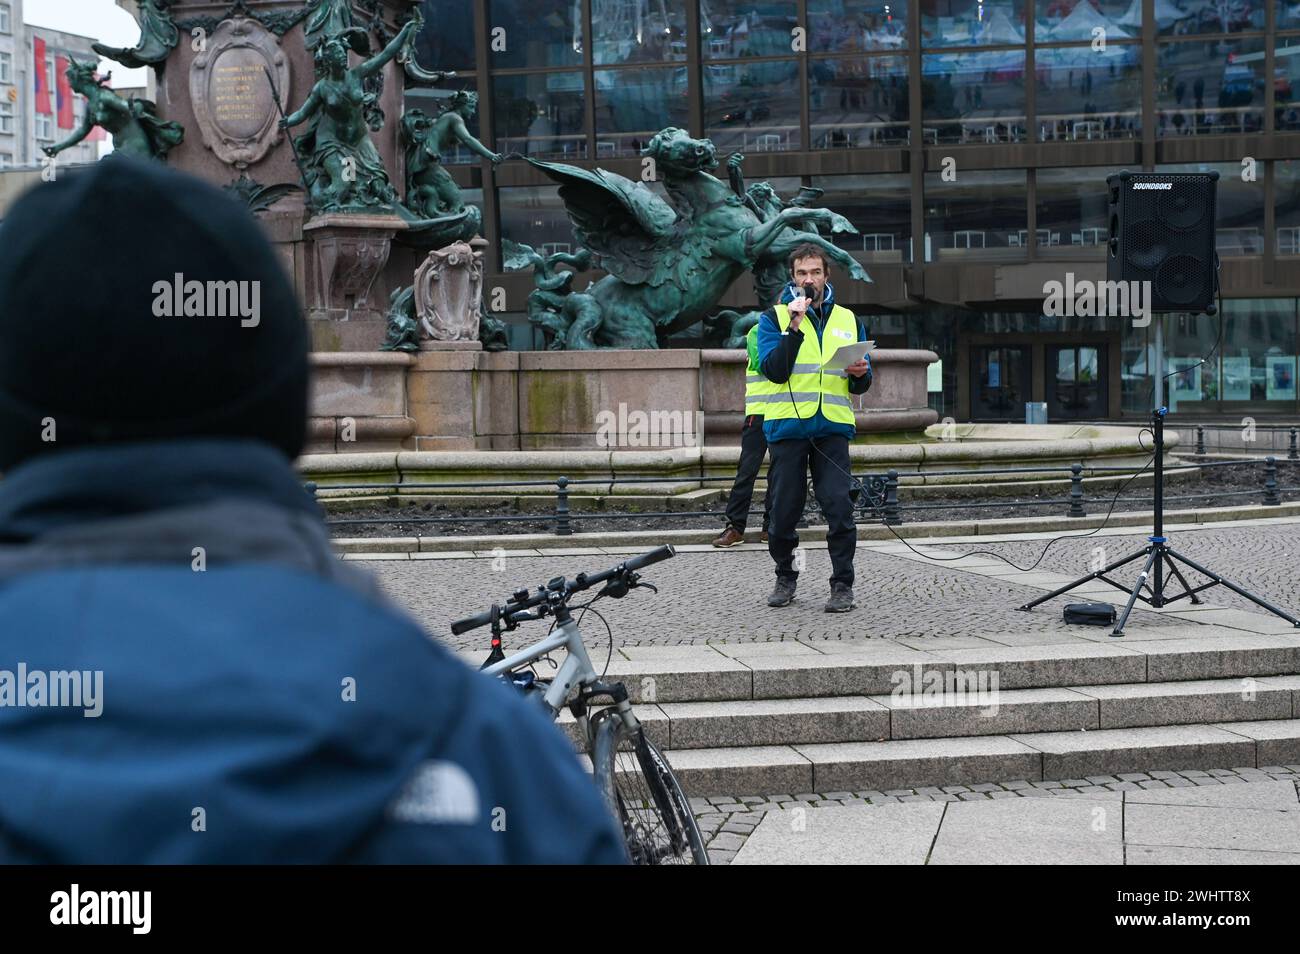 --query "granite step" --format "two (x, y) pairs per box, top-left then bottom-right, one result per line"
(467, 633), (1300, 705)
(558, 675), (1300, 750)
(655, 719), (1300, 797)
